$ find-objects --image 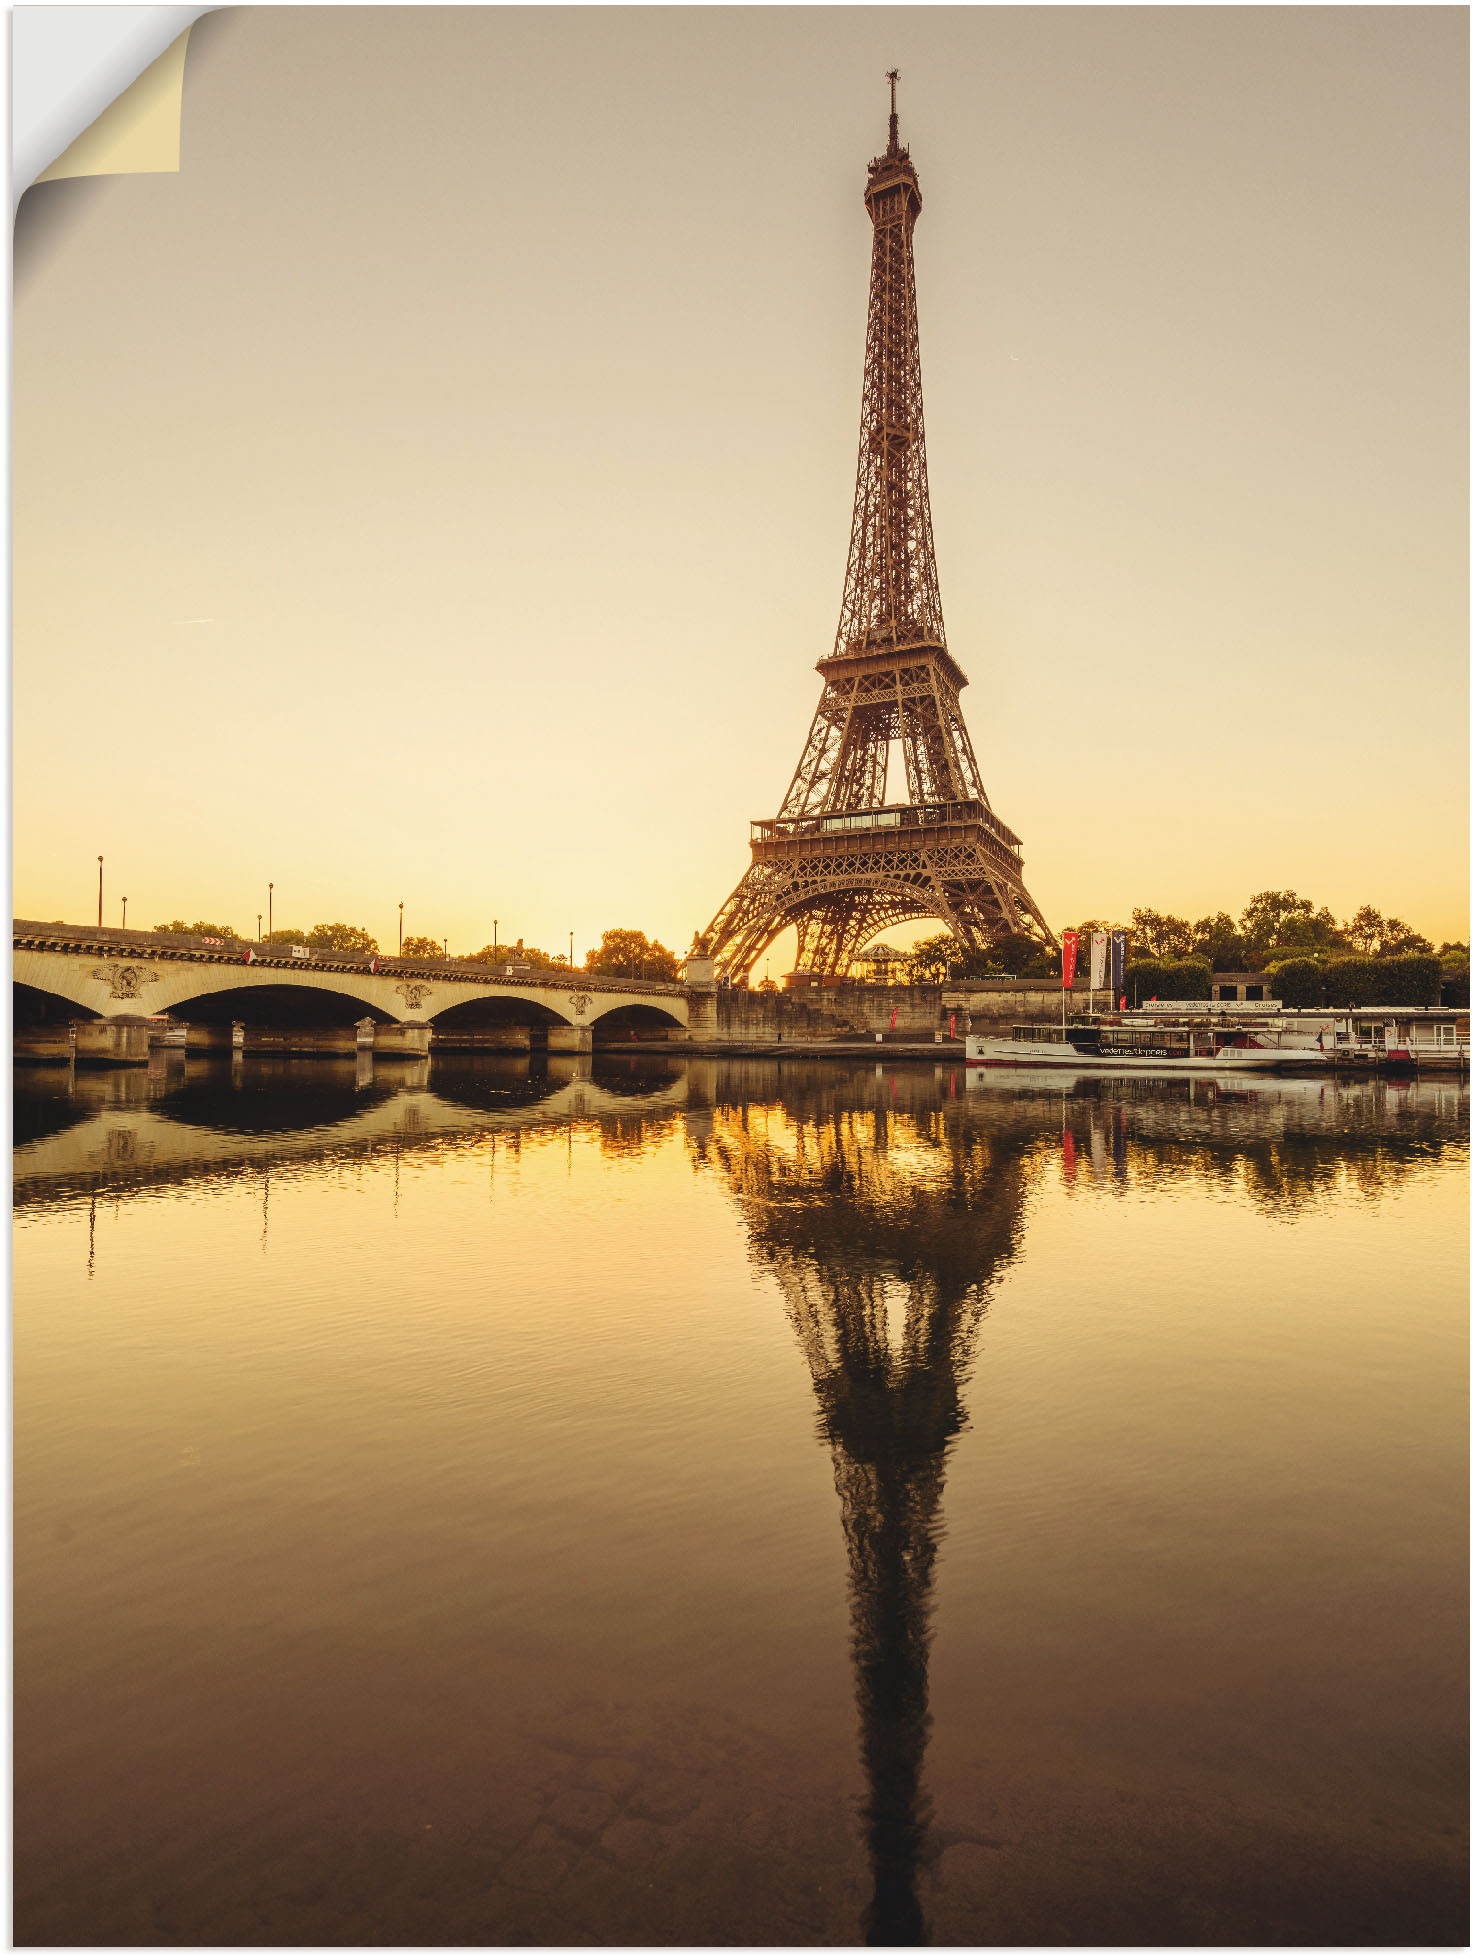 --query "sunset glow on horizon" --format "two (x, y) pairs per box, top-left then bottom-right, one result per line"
(15, 8), (1467, 957)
